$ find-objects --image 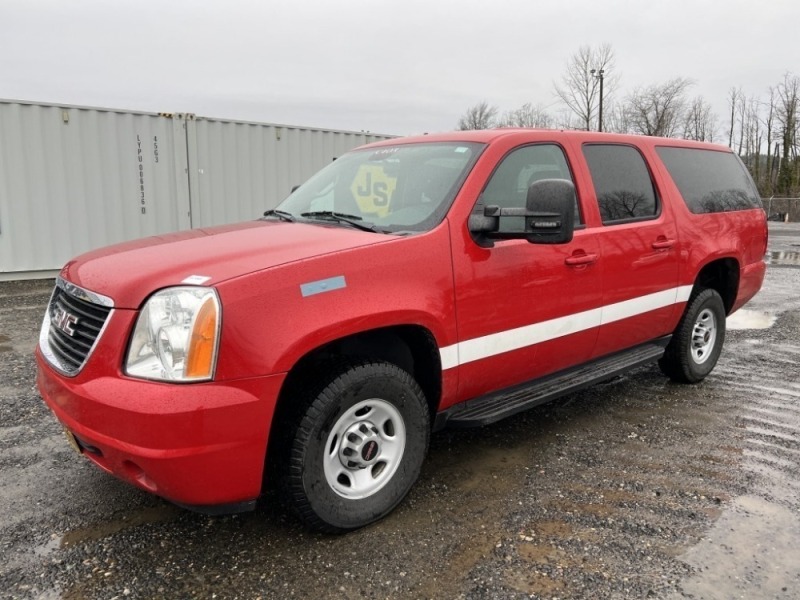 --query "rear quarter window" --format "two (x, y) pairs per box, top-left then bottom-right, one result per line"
(655, 147), (763, 214)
